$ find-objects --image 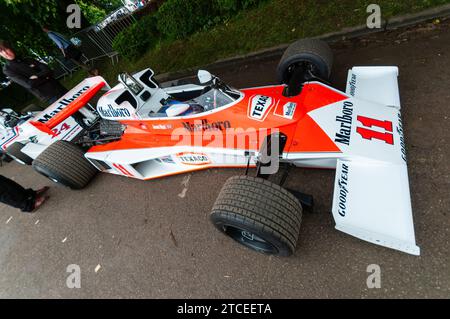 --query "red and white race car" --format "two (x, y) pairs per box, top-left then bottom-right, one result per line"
(10, 39), (419, 257)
